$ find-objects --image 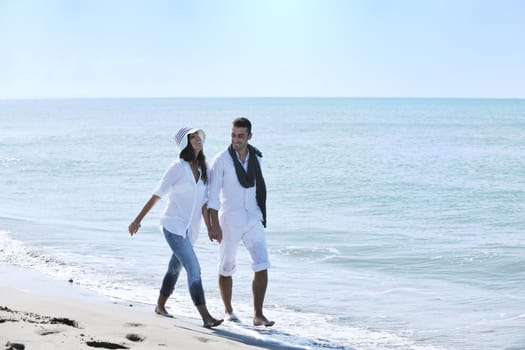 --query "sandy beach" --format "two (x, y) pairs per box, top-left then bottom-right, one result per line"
(0, 266), (299, 350)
